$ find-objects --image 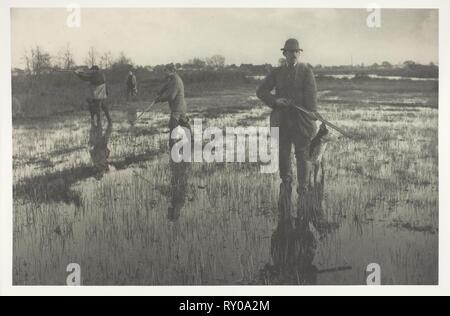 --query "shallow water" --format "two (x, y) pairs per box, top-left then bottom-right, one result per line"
(13, 90), (438, 285)
(247, 74), (438, 81)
